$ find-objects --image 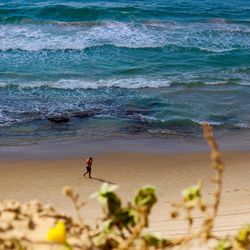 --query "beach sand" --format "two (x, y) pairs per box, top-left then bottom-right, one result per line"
(0, 150), (250, 239)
